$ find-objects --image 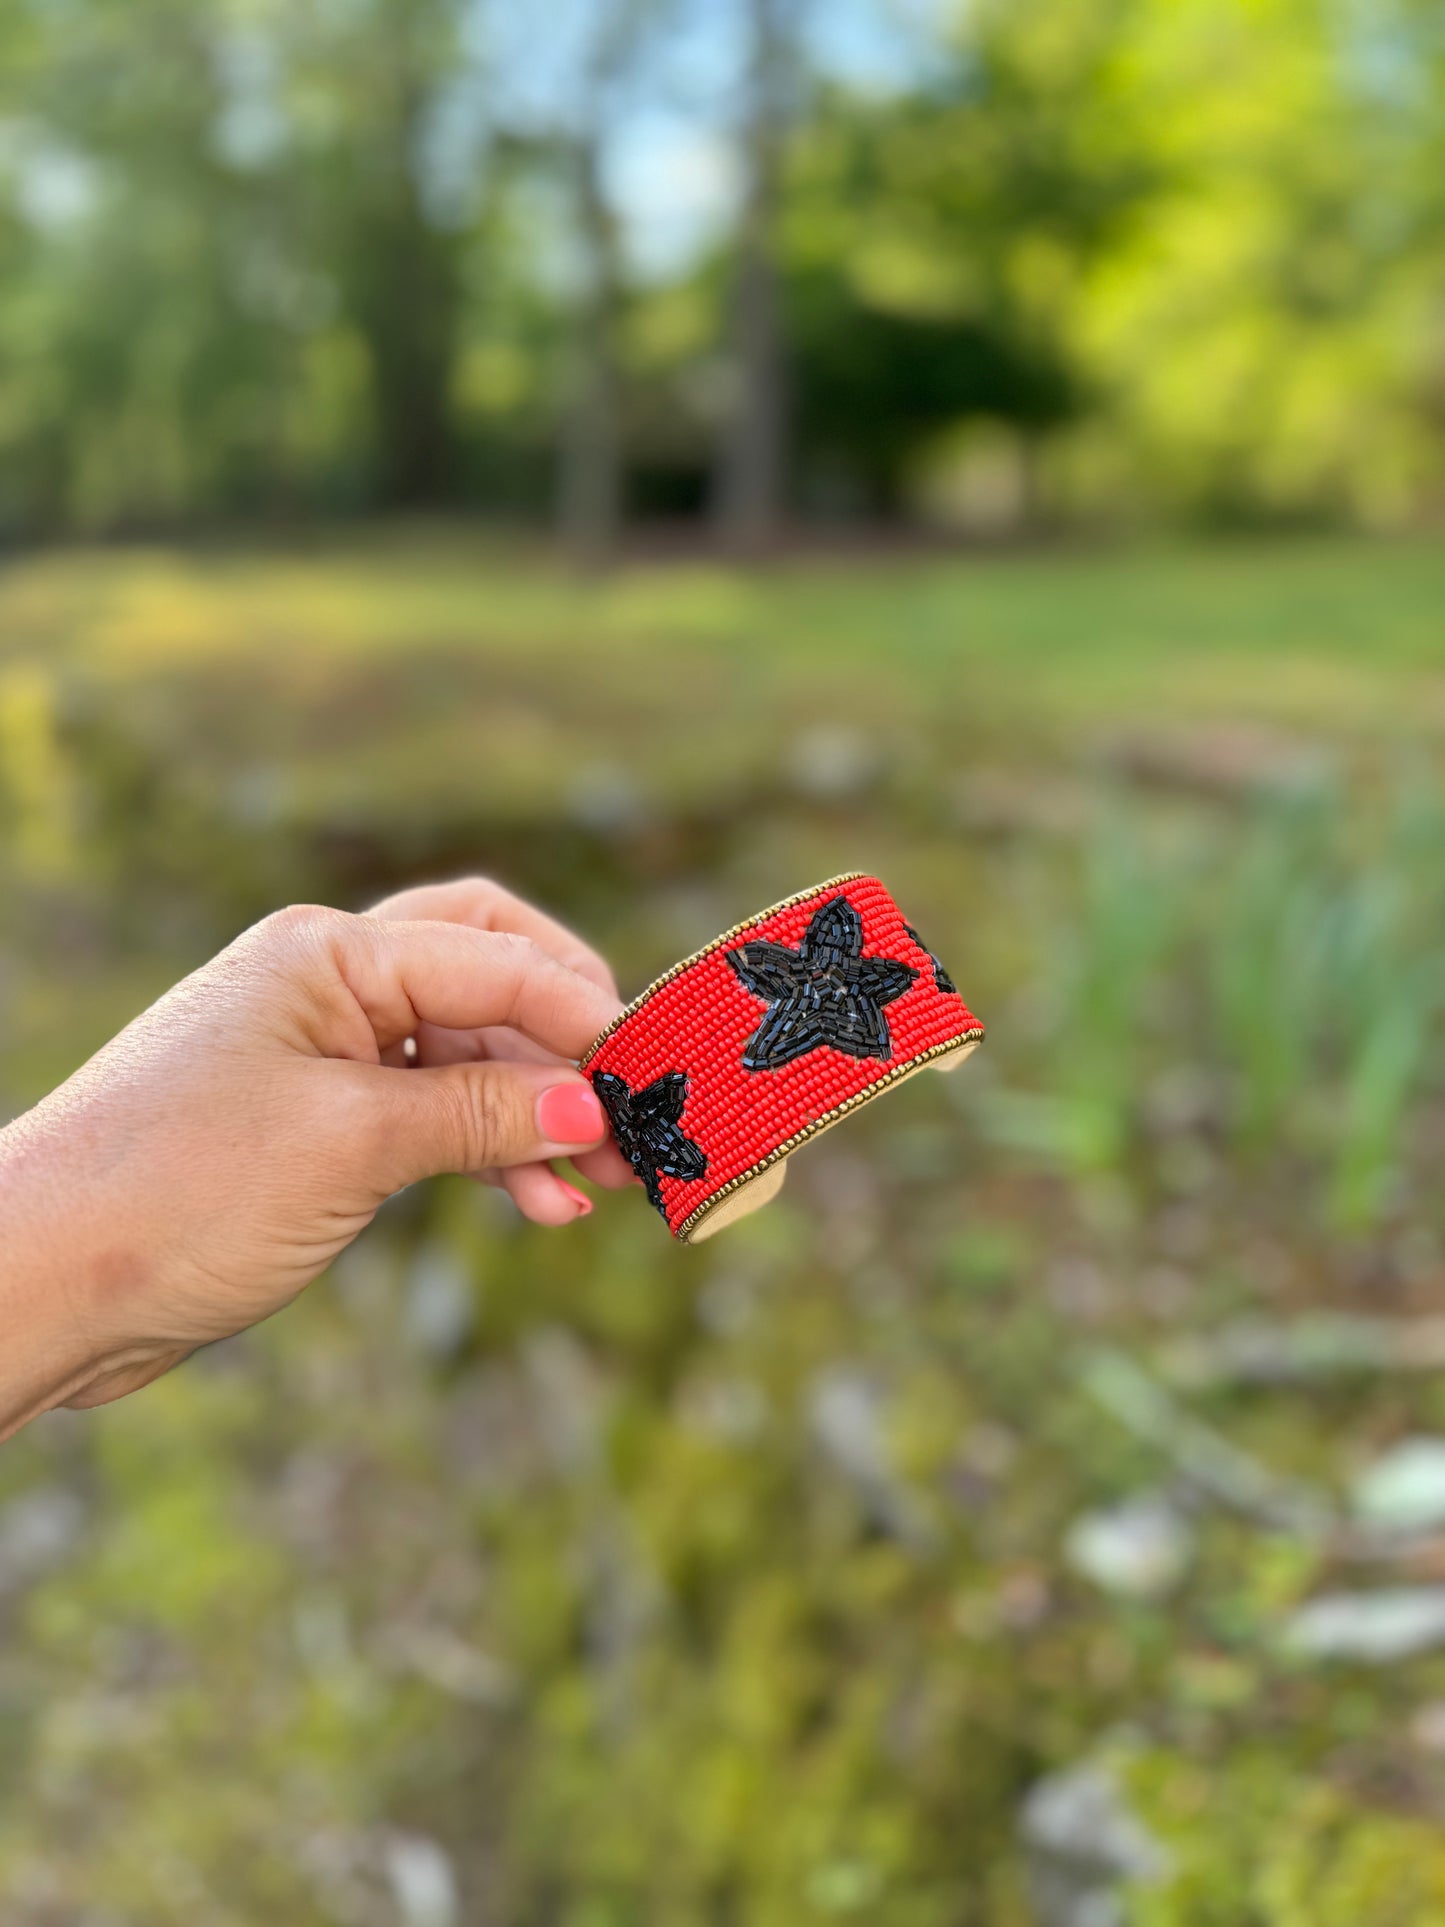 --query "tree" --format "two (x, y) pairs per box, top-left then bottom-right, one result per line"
(287, 0), (478, 509)
(713, 0), (801, 553)
(553, 2), (666, 567)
